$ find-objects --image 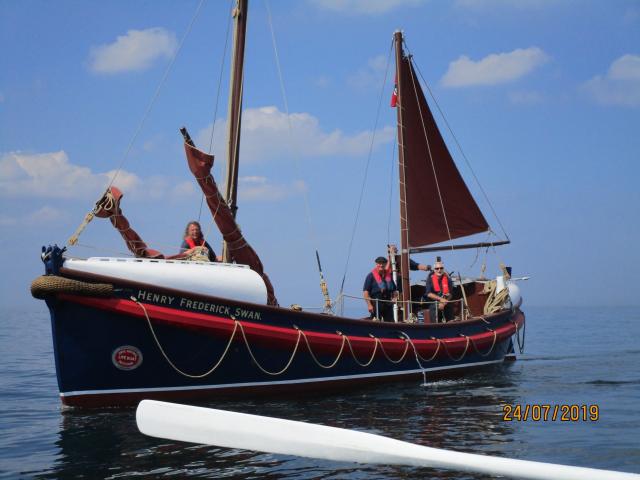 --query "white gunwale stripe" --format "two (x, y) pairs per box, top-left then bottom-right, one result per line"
(60, 358), (504, 398)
